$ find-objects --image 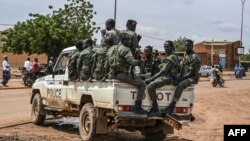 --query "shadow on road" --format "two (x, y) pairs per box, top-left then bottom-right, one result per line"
(41, 118), (192, 141)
